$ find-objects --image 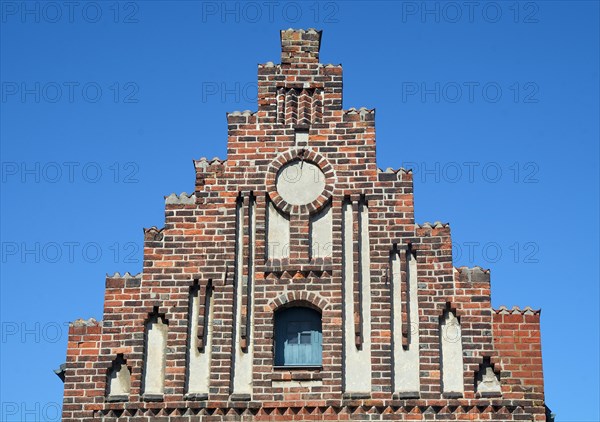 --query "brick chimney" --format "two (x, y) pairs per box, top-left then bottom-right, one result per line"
(280, 28), (322, 65)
